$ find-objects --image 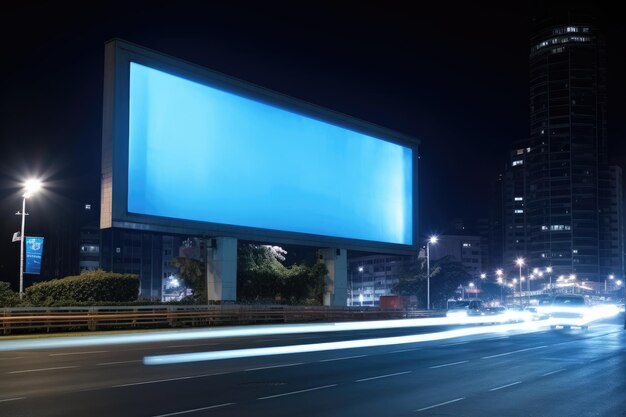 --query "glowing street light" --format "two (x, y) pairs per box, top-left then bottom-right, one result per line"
(17, 179), (43, 299)
(469, 282), (475, 298)
(426, 236), (438, 310)
(515, 258), (525, 304)
(605, 274), (615, 294)
(545, 266), (553, 291)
